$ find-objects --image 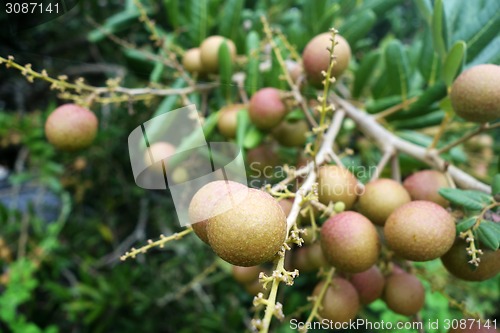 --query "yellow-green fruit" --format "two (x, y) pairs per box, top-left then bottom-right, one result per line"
(188, 180), (247, 244)
(384, 200), (455, 261)
(143, 142), (176, 174)
(357, 178), (411, 226)
(450, 64), (500, 123)
(206, 188), (287, 266)
(383, 272), (425, 316)
(199, 35), (236, 73)
(312, 278), (360, 323)
(318, 165), (359, 210)
(403, 170), (450, 207)
(217, 104), (246, 139)
(302, 33), (351, 88)
(448, 321), (499, 333)
(45, 104), (98, 151)
(350, 265), (385, 305)
(232, 265), (262, 284)
(321, 211), (380, 273)
(272, 119), (309, 147)
(248, 88), (287, 130)
(441, 240), (500, 281)
(182, 48), (204, 74)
